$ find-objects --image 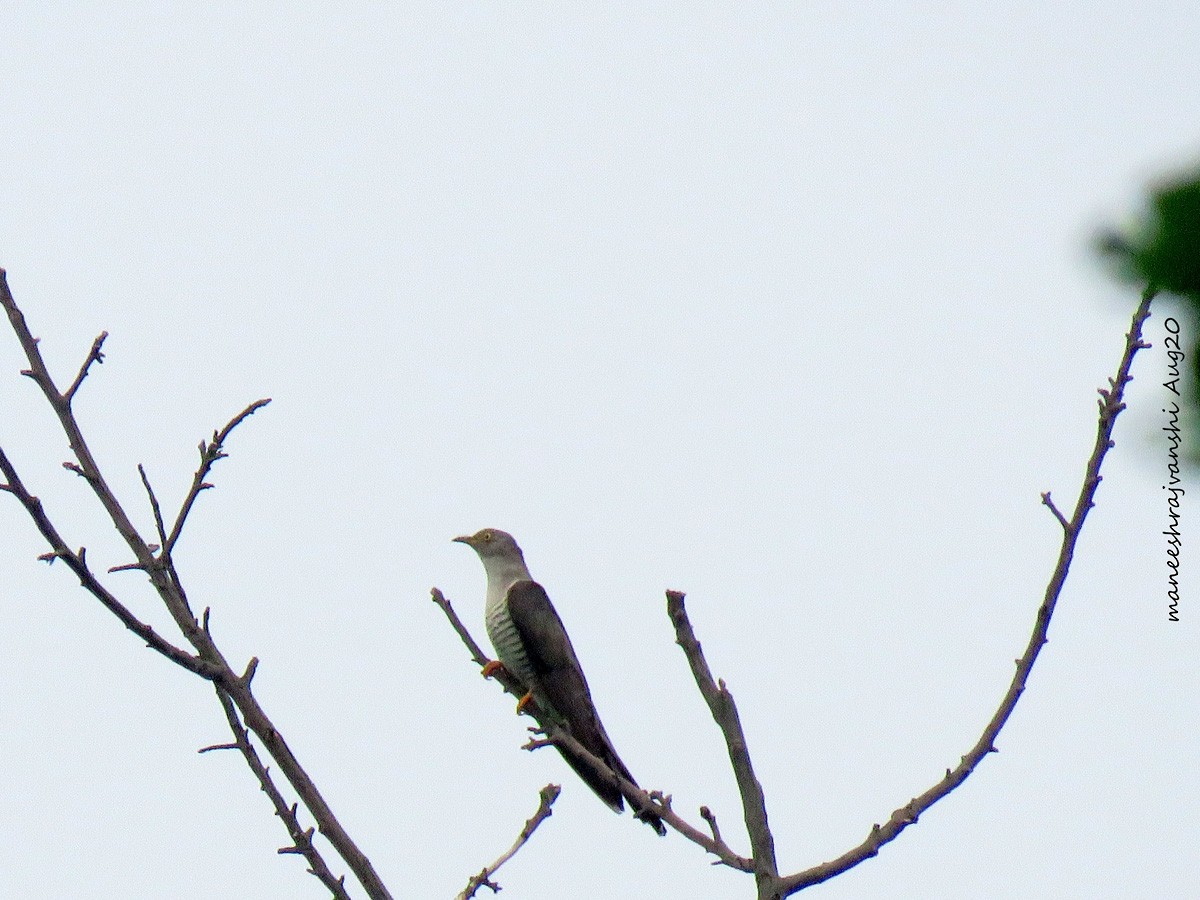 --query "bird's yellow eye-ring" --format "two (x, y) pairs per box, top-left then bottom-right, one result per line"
(481, 530), (493, 542)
